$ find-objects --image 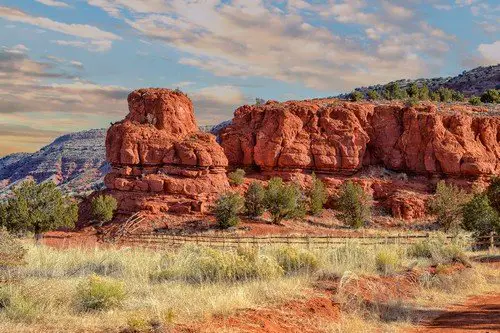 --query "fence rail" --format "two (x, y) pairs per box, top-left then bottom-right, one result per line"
(121, 232), (499, 249)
